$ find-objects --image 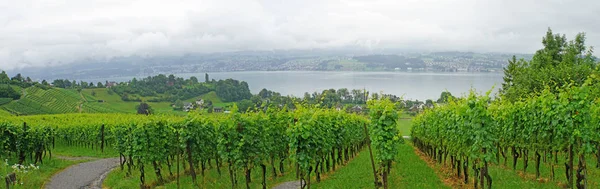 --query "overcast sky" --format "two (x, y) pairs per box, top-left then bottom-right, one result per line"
(1, 0), (599, 70)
